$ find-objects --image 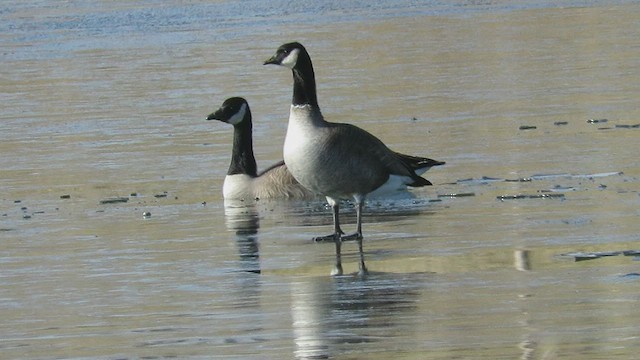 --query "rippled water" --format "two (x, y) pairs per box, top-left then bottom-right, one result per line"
(2, 1), (640, 359)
